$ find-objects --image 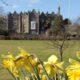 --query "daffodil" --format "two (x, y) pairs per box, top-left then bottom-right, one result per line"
(17, 47), (30, 58)
(69, 58), (80, 65)
(44, 62), (56, 77)
(15, 48), (39, 73)
(42, 75), (47, 80)
(2, 53), (15, 68)
(3, 57), (19, 77)
(29, 56), (39, 67)
(15, 47), (31, 66)
(66, 58), (80, 80)
(15, 56), (32, 73)
(44, 55), (64, 78)
(66, 64), (80, 80)
(48, 55), (58, 64)
(37, 64), (43, 74)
